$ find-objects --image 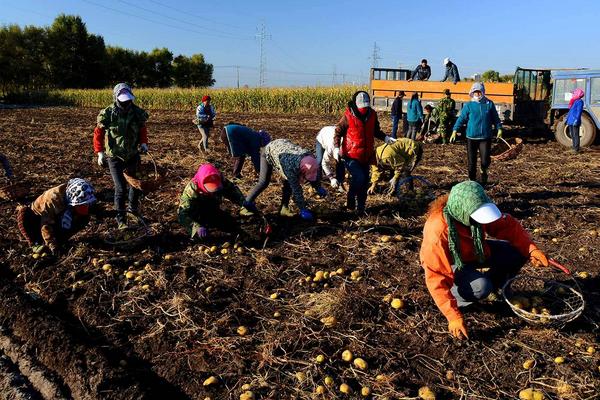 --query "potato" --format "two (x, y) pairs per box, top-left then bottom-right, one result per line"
(237, 326), (248, 336)
(522, 359), (534, 370)
(353, 357), (368, 370)
(418, 386), (436, 400)
(391, 298), (405, 310)
(341, 350), (353, 362)
(339, 383), (351, 394)
(203, 376), (218, 386)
